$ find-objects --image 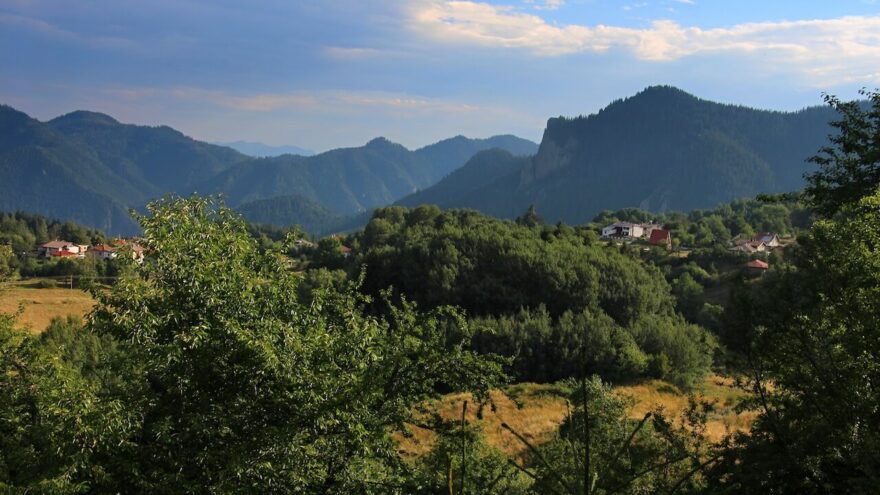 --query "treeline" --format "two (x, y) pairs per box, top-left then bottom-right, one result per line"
(0, 212), (112, 281)
(305, 205), (718, 389)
